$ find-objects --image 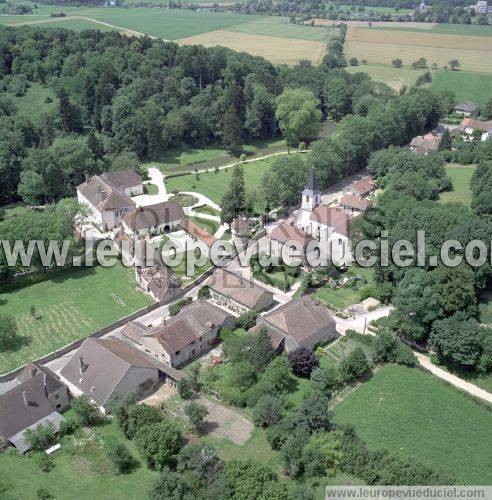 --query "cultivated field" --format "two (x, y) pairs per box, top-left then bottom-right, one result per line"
(333, 364), (492, 484)
(0, 263), (153, 374)
(345, 26), (492, 73)
(178, 30), (326, 65)
(371, 23), (492, 37)
(345, 64), (425, 90)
